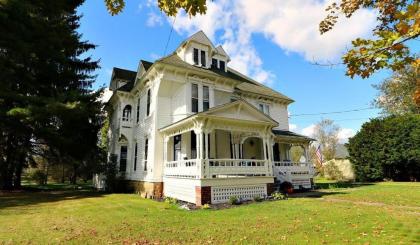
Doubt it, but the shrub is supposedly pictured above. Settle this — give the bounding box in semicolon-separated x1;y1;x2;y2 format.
103;154;118;192
201;204;211;209
348;115;420;181
29;170;47;185
228;196;240;205
323;161;344;181
272;192;287;200
253;196;263;202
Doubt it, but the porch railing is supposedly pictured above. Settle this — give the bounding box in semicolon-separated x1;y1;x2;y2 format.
206;159;269;177
164;159;271;179
164;159;200;179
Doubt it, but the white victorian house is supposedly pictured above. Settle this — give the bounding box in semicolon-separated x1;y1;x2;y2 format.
99;31;315;206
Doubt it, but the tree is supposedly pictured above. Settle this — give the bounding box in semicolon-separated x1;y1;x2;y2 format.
320;1;419;79
347;115;420;181
0;0;104;189
312;119;340;162
373;64;420;115
104;0;207;16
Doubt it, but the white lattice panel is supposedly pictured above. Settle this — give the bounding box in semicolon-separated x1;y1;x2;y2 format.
211;185;267;204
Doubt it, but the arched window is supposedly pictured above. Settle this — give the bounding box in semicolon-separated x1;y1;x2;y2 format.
122;105;132;121
146;89;151;116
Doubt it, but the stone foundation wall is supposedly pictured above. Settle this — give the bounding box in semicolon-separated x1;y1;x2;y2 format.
117;180;163;199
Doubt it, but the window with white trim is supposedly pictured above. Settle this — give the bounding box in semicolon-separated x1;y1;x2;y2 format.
191;83;198;113
122;105;132;121
144;138;148;171
146;89;151;116
258;103;270;115
203;86;209;111
133;142;138;171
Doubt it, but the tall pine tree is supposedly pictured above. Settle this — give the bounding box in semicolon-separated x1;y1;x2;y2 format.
0;0;104;189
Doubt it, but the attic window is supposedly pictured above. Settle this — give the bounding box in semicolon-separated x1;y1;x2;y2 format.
200;50;206;66
211;58;218;68
219;61;225;71
193;48;199;65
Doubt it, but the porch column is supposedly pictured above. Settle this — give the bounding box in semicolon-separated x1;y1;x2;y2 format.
262;137;268;160
204;132;209;159
163;136;169;162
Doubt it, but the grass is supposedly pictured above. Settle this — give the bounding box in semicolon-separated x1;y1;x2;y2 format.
0;182;419;244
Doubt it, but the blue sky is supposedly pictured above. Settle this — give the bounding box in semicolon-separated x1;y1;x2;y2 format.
77;0;417;141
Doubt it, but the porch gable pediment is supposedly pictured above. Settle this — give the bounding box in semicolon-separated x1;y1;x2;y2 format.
201;100;278;126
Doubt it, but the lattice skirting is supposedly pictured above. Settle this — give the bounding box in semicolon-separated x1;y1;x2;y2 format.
211;185;267;204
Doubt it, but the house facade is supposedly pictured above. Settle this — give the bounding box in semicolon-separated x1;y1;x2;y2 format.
100;31;315;205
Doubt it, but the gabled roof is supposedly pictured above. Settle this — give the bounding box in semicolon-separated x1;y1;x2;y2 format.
272;129;314;141
215;45;230;61
160;99;278;132
235;82;294;103
178;30;216;51
111;67;137;82
110;67;137;92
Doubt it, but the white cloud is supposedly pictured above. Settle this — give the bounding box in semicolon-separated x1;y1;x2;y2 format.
100;88;113;103
301;124;316;137
147;12;163;27
165;0;377;83
300;124;355;143
289;123;297;131
338;128;355;143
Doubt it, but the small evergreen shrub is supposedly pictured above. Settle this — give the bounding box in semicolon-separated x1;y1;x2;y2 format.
272;192;287;200
201;204;211;209
228;196;240;205
164;197;178;204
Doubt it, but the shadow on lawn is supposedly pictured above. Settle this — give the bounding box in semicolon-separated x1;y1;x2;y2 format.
288;182;375;199
315;182;374;189
0;186;106;210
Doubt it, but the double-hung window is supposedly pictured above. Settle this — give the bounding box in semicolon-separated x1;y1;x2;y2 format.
144;138;148;171
203;86;209;111
219;60;225;71
146;89;151;116
119;146;127;172
136;98;140;123
191;131;197;159
258;103;270;115
133;143;138;171
211;58;218;68
174;135;182;161
193;48;199;65
200;50;206;67
191;83;198;113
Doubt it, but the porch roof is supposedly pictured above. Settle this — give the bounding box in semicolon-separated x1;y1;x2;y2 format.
160;99;278;134
272;129;315;142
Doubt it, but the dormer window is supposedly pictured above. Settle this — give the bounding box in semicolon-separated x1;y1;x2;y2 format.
193;48;199;65
211;58;217;68
192;48;207;67
200;50;206;66
122;105;132;121
219;61;226;71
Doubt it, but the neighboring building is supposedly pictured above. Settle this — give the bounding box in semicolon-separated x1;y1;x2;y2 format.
99;31;315;205
324;144;355;180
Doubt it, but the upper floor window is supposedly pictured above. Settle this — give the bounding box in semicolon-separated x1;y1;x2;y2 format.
219;60;226;71
258;103;270;115
119;145;127;172
191;83;198;113
200;50;206;67
146;89;151;116
193;48;199;65
211;58;218;68
203;86;209;111
122;105;132;121
136;98;140;123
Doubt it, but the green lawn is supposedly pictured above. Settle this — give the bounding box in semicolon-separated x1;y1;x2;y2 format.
1;182;419;244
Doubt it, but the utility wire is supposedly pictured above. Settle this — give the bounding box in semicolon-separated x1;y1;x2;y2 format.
163;16;177;56
289;107;375;117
